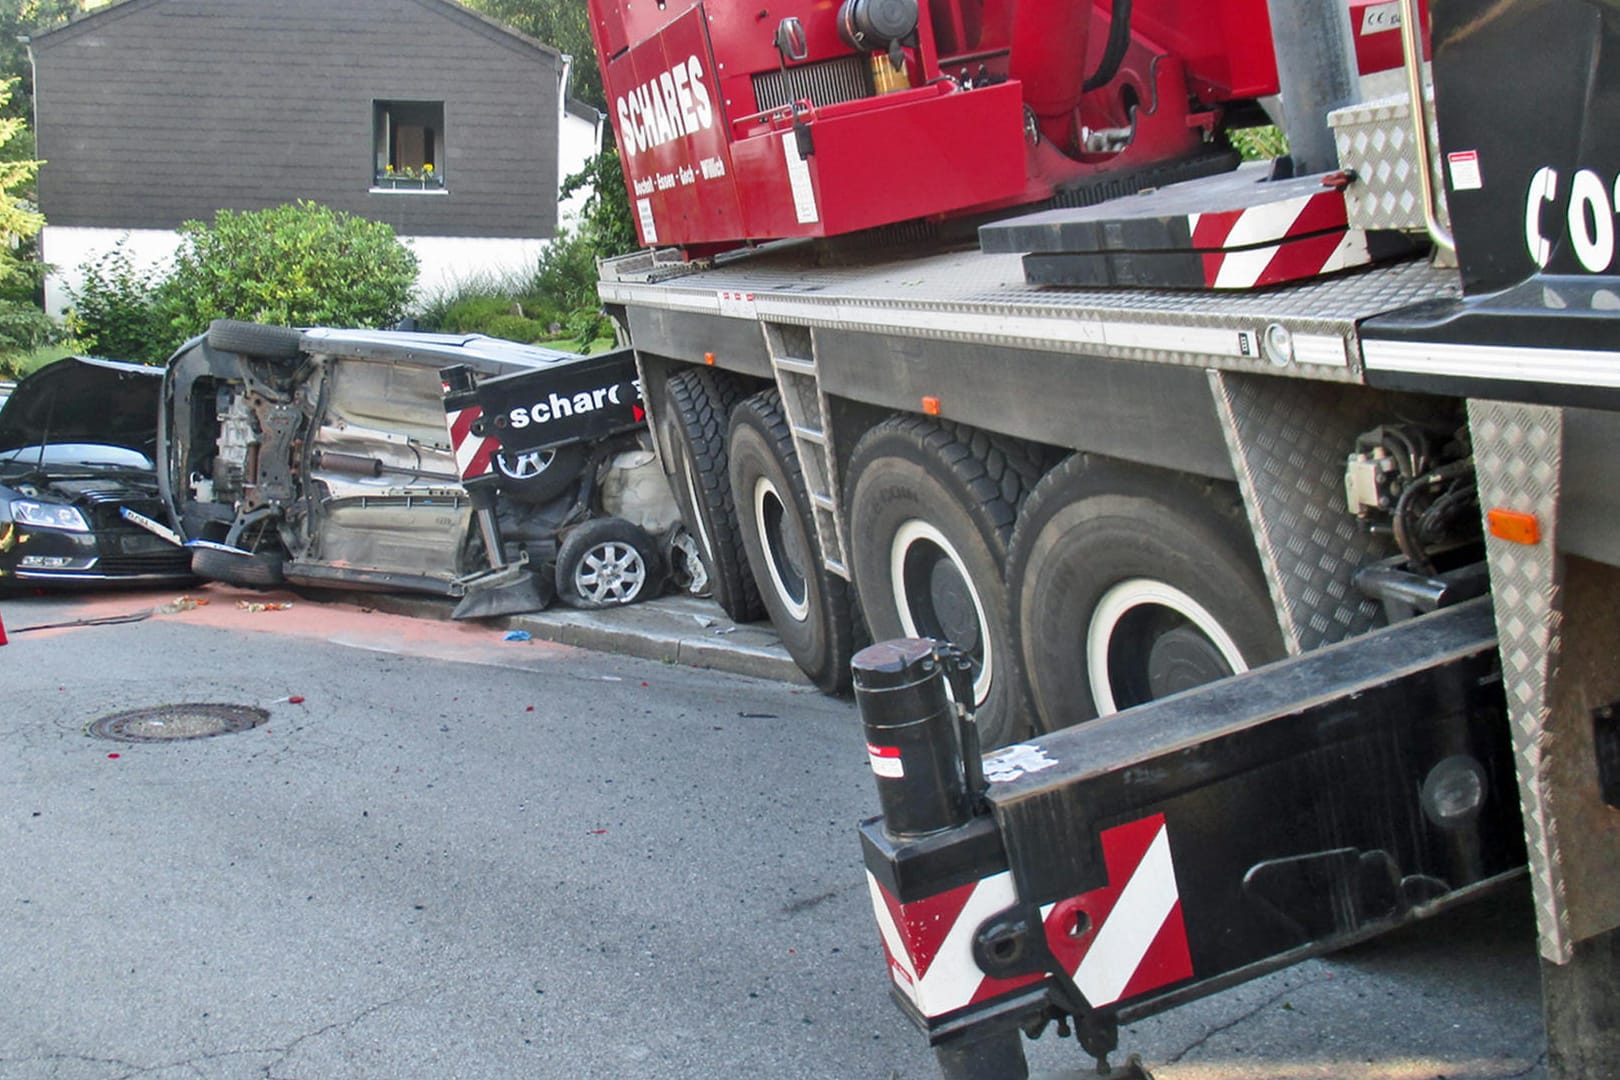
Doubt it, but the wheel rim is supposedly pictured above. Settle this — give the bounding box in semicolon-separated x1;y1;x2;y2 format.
668;528;710;595
497;447;557;481
1086;578;1248;715
573;540;648;605
889;520;993;706
754;476;810;621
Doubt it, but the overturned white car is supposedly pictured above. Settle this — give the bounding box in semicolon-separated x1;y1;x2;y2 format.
159;321;688;615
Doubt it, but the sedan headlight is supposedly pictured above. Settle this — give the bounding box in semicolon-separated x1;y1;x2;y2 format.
11;499;91;532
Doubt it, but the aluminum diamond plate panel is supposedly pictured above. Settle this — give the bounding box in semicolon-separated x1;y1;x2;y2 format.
599;246;1459;384
1210;372;1424;654
1330;89;1451;234
1470;399;1569;963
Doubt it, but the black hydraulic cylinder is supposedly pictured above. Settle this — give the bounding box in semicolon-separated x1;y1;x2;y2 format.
853;638;974;838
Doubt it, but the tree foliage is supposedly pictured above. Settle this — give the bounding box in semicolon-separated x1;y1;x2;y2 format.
0;73;50;369
461;0;602;110
0;1;102;119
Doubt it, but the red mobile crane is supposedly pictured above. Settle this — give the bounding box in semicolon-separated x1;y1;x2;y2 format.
556;0;1620;1074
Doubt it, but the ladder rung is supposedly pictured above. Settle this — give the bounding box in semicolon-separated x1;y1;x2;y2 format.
773;356;816;375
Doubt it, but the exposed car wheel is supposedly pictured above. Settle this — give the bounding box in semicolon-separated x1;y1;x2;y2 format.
846;417;1042;749
729;390;859;694
1007;454;1285;732
554;517;665;609
206;320;303;361
659;368;764;623
494;443;587;504
190;545;287;588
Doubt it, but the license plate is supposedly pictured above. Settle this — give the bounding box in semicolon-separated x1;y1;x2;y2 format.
119;506;182;546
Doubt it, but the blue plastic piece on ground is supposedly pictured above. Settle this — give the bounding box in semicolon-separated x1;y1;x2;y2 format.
503;630;533;642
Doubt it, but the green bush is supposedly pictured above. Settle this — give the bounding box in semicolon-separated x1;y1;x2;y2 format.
417;227;608;349
66;240;167;363
66;202;419;364
1227;125;1289;162
482;313;553;343
156;201;418;341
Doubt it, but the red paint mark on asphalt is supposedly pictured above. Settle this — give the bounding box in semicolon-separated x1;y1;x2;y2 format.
106;753;120;759
26;585;586;672
525;706;535;712
288;696;305;704
588;829;608;835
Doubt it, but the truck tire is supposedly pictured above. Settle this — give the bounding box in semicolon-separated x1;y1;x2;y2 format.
206;320;303;361
190;545;286;588
846;417;1041;748
729;389;859;694
1007;454;1285;731
660;369;764;623
554;517;665;609
494;444;586;505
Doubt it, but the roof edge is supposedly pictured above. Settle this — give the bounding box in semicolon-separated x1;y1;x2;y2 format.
32;0;566;66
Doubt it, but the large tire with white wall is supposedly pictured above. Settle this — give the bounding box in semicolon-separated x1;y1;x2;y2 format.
845;417;1042;749
728;389;859;693
659;368;765;623
1007;454;1285;732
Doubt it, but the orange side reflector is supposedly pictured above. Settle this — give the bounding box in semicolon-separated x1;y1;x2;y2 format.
1487;508;1541;545
921;396;941;416
704;352;716;365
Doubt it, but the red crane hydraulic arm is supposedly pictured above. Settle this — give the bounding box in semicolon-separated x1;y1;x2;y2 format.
588;0;1417;255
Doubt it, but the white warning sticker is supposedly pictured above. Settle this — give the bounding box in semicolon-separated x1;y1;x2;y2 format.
1448;150;1484;192
636;197;658;244
867;743;904;779
783;133;820;224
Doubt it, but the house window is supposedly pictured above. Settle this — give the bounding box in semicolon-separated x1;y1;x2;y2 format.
374;100;446;190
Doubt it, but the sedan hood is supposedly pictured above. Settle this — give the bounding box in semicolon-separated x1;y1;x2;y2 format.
0;356;163;457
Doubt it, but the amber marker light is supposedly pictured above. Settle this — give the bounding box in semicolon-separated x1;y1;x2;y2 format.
1487;508;1541;545
704;352;717;365
921;396;941;416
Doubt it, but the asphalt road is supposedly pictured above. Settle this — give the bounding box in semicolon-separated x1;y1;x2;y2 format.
0;586;1549;1080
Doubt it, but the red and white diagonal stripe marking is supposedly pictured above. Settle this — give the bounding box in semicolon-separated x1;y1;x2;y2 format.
1188;189;1349;252
1043;814;1193;1006
1187;189;1371;289
867;814;1192;1019
446;404;499;482
867;871;1042;1017
1200;229;1375;290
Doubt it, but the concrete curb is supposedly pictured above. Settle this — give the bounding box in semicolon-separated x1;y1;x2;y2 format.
345;589;808;686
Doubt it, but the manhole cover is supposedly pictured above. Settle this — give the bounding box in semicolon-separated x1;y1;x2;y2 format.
86;703;270;743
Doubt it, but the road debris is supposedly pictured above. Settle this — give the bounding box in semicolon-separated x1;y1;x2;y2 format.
237;600;293;613
503;629;533;642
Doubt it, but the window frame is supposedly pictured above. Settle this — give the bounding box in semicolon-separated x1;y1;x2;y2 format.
371;99;448;195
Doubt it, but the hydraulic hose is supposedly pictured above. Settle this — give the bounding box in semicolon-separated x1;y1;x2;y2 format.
1082;0;1132;93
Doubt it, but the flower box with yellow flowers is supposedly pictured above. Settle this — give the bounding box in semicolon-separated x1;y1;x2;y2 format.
373;164;445;190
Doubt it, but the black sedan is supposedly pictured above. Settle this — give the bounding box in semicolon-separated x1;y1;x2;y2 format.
0;357;194;591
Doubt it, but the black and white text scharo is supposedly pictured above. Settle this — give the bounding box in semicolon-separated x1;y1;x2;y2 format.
507;380;637;430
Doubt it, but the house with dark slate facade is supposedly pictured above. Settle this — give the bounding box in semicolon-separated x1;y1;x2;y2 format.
30;0;602;316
